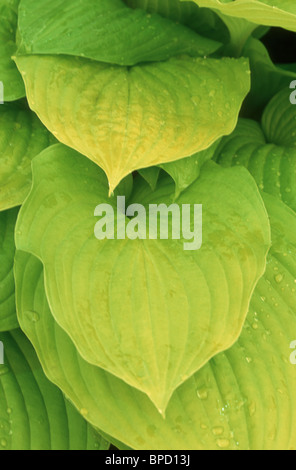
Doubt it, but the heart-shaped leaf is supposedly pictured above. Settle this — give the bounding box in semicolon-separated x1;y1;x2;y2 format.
15;143;270;412
0;329;110;450
15;54;250;192
14;193;296;449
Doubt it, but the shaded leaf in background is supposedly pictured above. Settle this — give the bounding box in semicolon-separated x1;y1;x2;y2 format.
159;138;222;196
138;167;161;191
0;329;110;450
14;143;270;412
15;54;250;192
14;193;296;450
241;37;296;118
140;138;222;197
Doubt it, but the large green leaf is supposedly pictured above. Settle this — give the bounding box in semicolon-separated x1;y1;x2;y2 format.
185;0;296;32
14;143;270;412
215;88;296;212
0;329;110;450
18;0;221;65
0;102;55;211
0;208;18;331
0;0;25;101
15;54;250;192
14;193;296;450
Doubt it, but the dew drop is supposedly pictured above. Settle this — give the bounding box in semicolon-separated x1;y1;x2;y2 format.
191;95;200;106
248;401;256;417
212;426;224;436
196;388;208;400
216;438;230;448
0;438;7;448
24;310;40;323
275;274;283;283
80;408;88;417
0;419;10;433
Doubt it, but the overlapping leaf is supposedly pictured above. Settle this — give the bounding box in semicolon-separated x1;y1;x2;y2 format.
159;138;222;196
15;54;250;192
0;329;110;450
0;102;55;211
0;0;25;101
18;0;221;65
14;143;270;412
215;88;296;211
14;193;296;450
139;138;221;196
0;208;18;331
186;0;296;32
124;0;229;43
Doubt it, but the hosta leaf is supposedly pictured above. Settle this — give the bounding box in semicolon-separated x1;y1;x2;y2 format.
0;208;18;331
124;0;229;43
217;14;256;56
159;138;222;196
14;193;296;450
241;37;296;117
185;0;296;32
138;167;161;191
15;143;270;412
15;54;250;192
0;329;110;450
215;88;296;212
0;0;25;101
262;88;296;148
0;102;55;211
18;0;220;65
